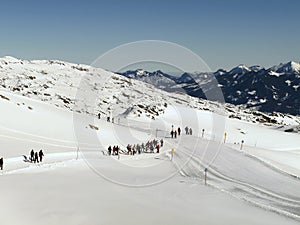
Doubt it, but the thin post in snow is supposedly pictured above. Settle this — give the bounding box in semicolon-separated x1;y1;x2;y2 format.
240;140;244;150
76;146;79;160
204;168;208;185
223;132;227;143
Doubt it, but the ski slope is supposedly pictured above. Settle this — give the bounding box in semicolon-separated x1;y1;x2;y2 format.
0;91;300;224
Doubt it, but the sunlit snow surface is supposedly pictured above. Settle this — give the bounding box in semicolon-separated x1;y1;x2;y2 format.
0;90;300;225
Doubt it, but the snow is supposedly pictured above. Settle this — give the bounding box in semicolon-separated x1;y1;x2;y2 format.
1;57;300;224
248;90;256;95
229;65;251;75
269;71;284;77
0;90;300;224
285;80;292;86
293;85;299;91
259;98;267;103
270;61;300;74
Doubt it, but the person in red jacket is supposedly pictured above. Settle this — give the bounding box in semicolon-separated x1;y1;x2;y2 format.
156;145;160;153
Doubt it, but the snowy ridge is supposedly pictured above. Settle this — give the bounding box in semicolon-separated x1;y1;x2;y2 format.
1;56;299;130
120;61;300;116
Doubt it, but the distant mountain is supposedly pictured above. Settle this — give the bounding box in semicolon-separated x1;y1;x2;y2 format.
119;61;300;116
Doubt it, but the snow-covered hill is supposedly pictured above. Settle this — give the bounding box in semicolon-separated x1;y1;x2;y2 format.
2;56;300;133
119;61;300;116
0;56;299;132
1;56;300;224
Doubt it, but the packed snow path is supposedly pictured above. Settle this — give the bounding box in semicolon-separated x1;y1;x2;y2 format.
165;135;300;220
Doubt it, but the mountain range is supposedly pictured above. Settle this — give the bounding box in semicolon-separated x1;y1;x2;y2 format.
119;61;300;116
0;56;299;133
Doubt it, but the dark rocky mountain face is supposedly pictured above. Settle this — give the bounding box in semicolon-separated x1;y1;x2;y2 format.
119;62;300;116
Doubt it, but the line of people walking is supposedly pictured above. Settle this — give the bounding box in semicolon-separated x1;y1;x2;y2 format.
107;139;164;156
107;145;120;156
30;149;44;163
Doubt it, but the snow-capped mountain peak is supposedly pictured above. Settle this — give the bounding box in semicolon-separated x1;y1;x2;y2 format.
270;61;300;74
119;60;300;116
136;69;145;76
229;64;251;75
249;65;264;72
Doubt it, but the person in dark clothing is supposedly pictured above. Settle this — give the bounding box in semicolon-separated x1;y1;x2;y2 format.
98;113;101;119
160;139;163;147
127;144;132;155
170;130;174;138
0;157;3;170
141;143;145;152
174;130;177;138
34;152;39;163
39;150;44;162
137;144;141;154
112;146;116;155
156;145;160;153
30;149;34;162
178;127;181;135
189;128;193;135
108;146;112;155
185;126;189;135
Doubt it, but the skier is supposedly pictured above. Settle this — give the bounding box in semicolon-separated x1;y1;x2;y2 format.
170;130;174;138
30;149;34;162
174;130;177;138
98;113;101;119
178;127;181;135
185;126;189;135
189;128;193;135
0;157;3;170
34;152;39;163
39;150;44;162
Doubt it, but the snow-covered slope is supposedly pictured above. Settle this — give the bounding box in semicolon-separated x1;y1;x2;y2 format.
1;57;300;224
1;90;300;224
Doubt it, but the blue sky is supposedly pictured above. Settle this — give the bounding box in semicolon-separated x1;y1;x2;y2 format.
0;0;299;71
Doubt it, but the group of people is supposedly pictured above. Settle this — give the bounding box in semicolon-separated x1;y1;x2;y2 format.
107;139;164;156
185;126;193;135
107;145;120;156
127;139;163;155
0;149;45;171
30;149;44;163
170;127;181;138
170;126;193;138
